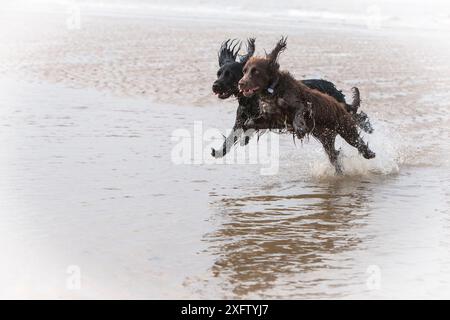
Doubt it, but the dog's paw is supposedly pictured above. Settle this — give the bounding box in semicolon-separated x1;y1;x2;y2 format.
335;166;344;176
211;147;224;158
295;129;307;140
241;135;251;146
363;149;376;159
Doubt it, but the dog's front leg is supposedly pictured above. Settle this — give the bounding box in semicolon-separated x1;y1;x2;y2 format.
211;129;242;158
211;104;255;158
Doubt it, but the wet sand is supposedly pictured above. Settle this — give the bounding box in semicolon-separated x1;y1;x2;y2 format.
1;9;450;299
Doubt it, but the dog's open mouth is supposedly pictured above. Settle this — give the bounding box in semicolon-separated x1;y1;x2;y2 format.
214;91;233;99
240;87;260;97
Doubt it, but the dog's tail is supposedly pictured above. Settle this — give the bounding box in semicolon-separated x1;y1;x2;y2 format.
350;87;374;134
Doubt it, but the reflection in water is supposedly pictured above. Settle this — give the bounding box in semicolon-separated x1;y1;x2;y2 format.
205;179;377;297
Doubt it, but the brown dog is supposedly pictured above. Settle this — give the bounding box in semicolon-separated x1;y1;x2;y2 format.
238;37;375;174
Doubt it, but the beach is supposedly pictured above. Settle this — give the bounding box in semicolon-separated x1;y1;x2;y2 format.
1;1;450;299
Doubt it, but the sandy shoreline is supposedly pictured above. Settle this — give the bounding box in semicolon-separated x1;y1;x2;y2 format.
1;11;449;106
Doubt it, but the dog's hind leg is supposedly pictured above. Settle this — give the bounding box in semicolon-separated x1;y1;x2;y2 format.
317;131;343;175
337;117;375;159
353;111;374;134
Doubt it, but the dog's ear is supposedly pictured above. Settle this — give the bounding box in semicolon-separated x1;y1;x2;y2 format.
238;38;255;65
266;36;287;67
218;39;241;67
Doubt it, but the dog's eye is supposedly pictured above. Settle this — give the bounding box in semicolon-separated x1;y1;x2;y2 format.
243;68;247;74
217;71;222;77
251;68;259;75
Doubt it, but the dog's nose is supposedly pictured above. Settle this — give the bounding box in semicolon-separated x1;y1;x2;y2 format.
212;82;220;92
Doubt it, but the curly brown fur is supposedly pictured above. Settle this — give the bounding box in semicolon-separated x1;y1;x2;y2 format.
238;37;375;174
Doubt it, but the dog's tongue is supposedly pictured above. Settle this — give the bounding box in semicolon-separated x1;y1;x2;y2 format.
241;87;258;96
242;89;253;97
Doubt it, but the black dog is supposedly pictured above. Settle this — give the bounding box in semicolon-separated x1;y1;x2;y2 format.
211;38;373;158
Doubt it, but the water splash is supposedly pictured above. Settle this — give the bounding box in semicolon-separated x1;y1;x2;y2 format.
309;119;402;179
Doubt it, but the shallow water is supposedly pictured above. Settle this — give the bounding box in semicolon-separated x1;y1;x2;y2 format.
1;76;450;298
1;4;450;298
